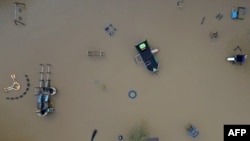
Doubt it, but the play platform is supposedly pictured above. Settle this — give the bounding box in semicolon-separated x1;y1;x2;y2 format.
134;40;159;73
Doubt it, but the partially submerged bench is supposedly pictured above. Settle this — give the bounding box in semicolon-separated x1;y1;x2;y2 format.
14;2;26;25
87;50;105;56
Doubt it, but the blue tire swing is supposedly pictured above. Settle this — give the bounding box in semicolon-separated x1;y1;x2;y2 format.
128;90;137;99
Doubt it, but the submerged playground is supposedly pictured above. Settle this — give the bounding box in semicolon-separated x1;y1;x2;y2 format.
0;0;250;141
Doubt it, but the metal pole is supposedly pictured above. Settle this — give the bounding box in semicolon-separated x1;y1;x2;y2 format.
39;64;44;88
14;2;26;6
46;64;51;81
45;64;51;88
14;3;17;20
40;64;44;73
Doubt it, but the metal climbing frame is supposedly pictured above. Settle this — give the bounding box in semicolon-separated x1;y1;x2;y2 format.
35;64;45;95
35;64;57;117
35;64;57;96
45;64;51;88
14;2;26;25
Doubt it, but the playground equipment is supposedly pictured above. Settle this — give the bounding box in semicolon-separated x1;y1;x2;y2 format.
186;124;199;138
87;50;105;56
14;2;26;25
118;135;123;141
200;17;205;25
128;90;137;99
134;40;159;73
105;24;117;36
177;0;183;9
135;48;158;63
91;129;98;141
35;64;57;117
216;13;223;20
231;6;247;20
4;74;21;93
5;75;30;100
210;31;218;41
227;54;247;65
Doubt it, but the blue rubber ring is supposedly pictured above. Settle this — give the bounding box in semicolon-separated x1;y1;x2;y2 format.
128;90;137;99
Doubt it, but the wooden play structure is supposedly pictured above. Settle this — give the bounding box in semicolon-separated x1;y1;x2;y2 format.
87;50;105;56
